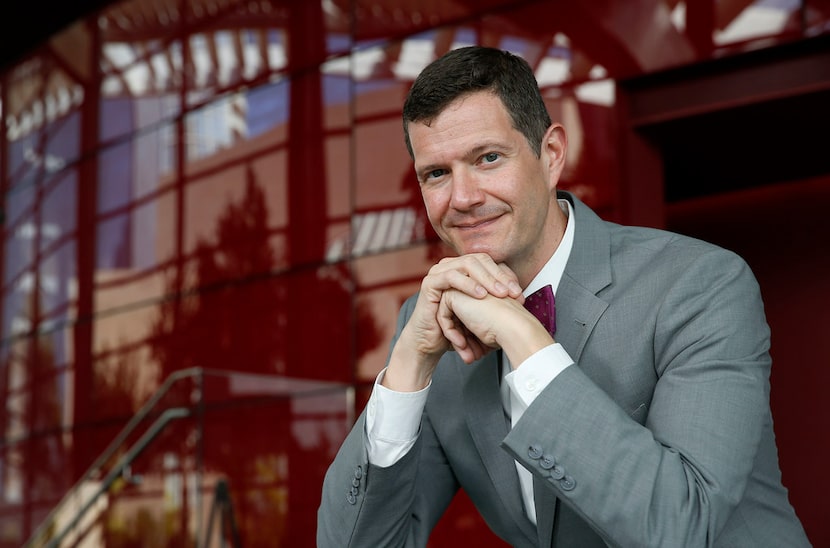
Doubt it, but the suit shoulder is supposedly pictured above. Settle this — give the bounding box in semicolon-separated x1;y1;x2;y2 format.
607;222;746;267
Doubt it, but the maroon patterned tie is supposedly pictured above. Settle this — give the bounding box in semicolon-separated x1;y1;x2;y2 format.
524;284;556;335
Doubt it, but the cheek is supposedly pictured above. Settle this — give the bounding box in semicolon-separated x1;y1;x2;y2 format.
421;191;447;223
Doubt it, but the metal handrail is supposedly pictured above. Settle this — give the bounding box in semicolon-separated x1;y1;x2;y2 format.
24;367;207;547
25;367;354;547
35;407;192;548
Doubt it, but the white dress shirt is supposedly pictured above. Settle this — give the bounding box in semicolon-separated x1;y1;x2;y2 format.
366;199;576;525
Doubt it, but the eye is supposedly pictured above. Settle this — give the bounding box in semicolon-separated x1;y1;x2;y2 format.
482;152;500;164
423;168;447;182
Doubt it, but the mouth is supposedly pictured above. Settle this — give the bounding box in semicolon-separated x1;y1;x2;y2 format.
453;215;502;230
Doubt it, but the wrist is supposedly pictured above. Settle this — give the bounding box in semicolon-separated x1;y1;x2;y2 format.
383;333;440;391
500;314;554;368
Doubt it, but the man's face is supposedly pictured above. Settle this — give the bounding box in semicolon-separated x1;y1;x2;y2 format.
408;91;564;278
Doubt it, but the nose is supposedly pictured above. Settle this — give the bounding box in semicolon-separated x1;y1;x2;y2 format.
449;168;485;211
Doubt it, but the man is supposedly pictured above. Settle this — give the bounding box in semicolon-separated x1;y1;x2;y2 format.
317;46;809;547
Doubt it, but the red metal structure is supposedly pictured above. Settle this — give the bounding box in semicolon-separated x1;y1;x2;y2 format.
1;1;828;546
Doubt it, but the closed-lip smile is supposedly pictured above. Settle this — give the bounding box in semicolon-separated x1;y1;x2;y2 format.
454;215;501;229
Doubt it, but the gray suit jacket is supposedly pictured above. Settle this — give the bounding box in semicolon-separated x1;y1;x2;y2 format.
317;192;810;547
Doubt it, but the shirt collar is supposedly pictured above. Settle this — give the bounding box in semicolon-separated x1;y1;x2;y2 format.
523;198;575;297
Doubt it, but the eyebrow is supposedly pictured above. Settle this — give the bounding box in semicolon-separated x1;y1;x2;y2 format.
416;141;507;172
466;142;506;159
415;139;513;181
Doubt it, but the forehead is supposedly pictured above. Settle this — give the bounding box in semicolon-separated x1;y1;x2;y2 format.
408;92;517;160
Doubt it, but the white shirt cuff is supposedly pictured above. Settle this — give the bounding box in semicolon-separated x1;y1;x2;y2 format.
505;343;573;411
365;368;430;467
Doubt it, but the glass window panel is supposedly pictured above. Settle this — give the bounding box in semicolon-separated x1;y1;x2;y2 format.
96;117;179;287
1;331;72;441
0;439;26;514
183;93;243;163
3;211;34;291
39;171;77;257
99;94;180;145
29;364;72;434
245;79;290;139
152;188;181;273
181;141;288;277
96;212;132;272
352;120;430;263
183;3;290;108
97;197;176;286
43;109;81;171
37;169;78;327
182;162;277;251
93;256;170;317
34;249;76;351
2;266;31;343
99;0;183;141
354;117;416;211
26;430;75;506
4;50;85;170
1;183;35;245
90;307;163;426
322;72;353;129
91;321;159;421
35;240;76;327
151;262;352;382
98;139;135;216
98;122;177;217
3;335;31;438
5;137;42;230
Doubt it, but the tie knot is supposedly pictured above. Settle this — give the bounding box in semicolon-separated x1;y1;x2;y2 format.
524;285;556;335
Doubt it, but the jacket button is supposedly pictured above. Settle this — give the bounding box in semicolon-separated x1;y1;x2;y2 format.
540;455;556;470
528;445;543;459
560;476;576;491
549;464;565;480
354;465;363;479
347;493;357;505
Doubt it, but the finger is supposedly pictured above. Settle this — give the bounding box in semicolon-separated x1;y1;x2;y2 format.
497;262;525;299
440;313;469;351
463;335;488;362
433;254;521;298
460;254;521;297
424;260;484;301
440;290;499;364
452;324;487;364
437;293;471;349
437;292;485;363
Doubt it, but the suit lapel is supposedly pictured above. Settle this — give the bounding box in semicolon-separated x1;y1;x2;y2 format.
555;276;608;364
556;192;612;364
461;352;537;545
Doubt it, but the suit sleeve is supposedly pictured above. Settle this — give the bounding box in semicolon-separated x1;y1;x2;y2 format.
317;295;459;547
501;247;775;547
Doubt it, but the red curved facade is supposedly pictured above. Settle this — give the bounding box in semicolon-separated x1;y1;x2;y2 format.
2;1;829;546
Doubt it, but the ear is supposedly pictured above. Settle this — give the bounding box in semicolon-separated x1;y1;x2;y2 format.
542;123;567;189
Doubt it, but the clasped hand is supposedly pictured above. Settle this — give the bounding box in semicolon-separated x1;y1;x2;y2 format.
383;254;554;392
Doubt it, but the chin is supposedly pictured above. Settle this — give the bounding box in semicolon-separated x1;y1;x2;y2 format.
459;245;505;262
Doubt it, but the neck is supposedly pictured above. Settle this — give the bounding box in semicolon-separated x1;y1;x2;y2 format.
514;199;568;288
